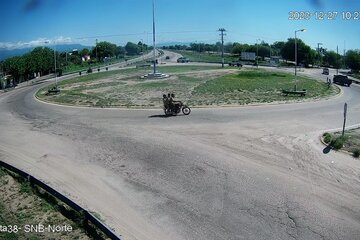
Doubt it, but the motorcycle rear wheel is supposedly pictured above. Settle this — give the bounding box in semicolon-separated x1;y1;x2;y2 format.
182;106;191;115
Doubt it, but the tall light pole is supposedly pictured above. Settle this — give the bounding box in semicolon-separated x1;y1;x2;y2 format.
295;28;306;91
317;42;323;66
54;43;57;87
256;39;261;68
44;40;58;88
152;0;156;74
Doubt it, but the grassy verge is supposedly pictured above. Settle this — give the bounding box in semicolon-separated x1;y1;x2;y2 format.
174;50;239;63
36;67;339;108
189;69;338;105
322;129;360;158
0;168;109;239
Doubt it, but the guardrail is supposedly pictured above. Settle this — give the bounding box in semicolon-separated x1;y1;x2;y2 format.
0;160;121;240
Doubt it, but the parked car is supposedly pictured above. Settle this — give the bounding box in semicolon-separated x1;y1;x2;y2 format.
333;75;352;87
228;61;243;67
322;68;329;75
177;57;190;63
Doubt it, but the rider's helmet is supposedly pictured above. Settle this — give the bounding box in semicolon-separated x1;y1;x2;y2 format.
168;93;171;98
163;94;167;98
171;93;175;98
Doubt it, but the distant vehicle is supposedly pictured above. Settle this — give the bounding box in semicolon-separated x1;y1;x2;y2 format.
177;57;190;63
5;82;17;88
333;75;352;87
228;61;243;67
165;56;170;60
322;68;329;75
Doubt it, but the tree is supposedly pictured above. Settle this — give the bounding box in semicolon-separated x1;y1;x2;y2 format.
323;50;342;68
280;38;316;66
115;46;125;58
80;48;90;57
345;50;360;72
3;56;27;83
27;47;54;76
92;41;117;60
271;41;285;56
125;42;140;56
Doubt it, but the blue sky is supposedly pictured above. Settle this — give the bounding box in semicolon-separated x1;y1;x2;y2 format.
1;0;359;52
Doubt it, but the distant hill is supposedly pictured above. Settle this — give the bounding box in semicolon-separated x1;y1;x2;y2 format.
157;42;191;47
0;44;92;61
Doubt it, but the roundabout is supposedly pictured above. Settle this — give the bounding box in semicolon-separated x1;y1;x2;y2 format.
1;57;360;240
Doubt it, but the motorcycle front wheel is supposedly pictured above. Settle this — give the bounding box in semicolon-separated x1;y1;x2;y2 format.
182;106;191;115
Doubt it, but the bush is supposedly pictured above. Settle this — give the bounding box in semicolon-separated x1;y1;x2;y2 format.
330;136;346;150
323;132;332;144
87;67;93;73
353;148;360;158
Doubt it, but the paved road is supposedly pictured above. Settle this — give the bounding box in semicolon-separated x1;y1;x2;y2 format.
0;62;360;240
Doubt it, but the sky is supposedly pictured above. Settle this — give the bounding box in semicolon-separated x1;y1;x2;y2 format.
1;0;359;53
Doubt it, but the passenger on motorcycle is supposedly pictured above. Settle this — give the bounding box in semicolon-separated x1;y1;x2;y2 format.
170;93;182;109
163;94;169;109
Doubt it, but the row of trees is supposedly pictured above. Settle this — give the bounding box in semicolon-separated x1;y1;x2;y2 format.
1;41;148;84
163;39;360;72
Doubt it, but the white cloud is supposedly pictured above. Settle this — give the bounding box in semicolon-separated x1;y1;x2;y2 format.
0;36;75;50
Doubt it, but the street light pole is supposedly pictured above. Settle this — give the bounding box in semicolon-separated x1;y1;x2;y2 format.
295;29;306;91
152;0;157;74
53;42;57;88
44;40;58;88
317;42;323;66
256;40;258;67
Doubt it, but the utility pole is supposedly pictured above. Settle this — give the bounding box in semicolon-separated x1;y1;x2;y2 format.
95;39;98;62
218;28;226;68
336;45;339;75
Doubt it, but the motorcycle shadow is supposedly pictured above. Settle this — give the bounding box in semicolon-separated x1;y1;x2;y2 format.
148;114;184;118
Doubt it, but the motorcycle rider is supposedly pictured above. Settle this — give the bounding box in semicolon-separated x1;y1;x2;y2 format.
170;93;182;110
163;94;169;109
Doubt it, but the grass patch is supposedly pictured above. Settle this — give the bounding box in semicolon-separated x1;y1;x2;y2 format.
323;132;332;144
191;69;339;105
324;128;360;157
174;50;239;63
353;148;360;158
0;168;91;240
37;67;339;108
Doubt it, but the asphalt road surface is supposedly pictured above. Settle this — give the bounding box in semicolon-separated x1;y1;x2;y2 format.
0;63;360;240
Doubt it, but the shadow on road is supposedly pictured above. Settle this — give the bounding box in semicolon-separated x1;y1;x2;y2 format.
323;145;332;154
148;114;186;118
148;114;172;118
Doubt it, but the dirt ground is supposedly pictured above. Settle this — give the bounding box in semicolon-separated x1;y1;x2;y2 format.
0;169;90;240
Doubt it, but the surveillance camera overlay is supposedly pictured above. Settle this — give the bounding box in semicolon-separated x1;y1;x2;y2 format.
1;0;360;239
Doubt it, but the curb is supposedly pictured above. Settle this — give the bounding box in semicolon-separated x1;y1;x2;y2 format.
319;131;360;158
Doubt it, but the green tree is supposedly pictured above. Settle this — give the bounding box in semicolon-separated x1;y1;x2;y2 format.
3;56;27;83
80;48;90;56
323;50;342;68
271;41;285;56
27;47;54;76
115;46;125;58
125;42;140;56
345;50;360;72
280;38;315;66
92;41;117;61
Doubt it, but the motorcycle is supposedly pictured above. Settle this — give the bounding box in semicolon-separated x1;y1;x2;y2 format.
164;101;191;116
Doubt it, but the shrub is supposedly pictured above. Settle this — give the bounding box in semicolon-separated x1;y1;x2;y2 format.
330;136;346;150
323;132;332;144
353;148;360;158
87;67;93;74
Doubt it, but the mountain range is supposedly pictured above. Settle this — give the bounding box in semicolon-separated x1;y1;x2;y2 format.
0;44;92;61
